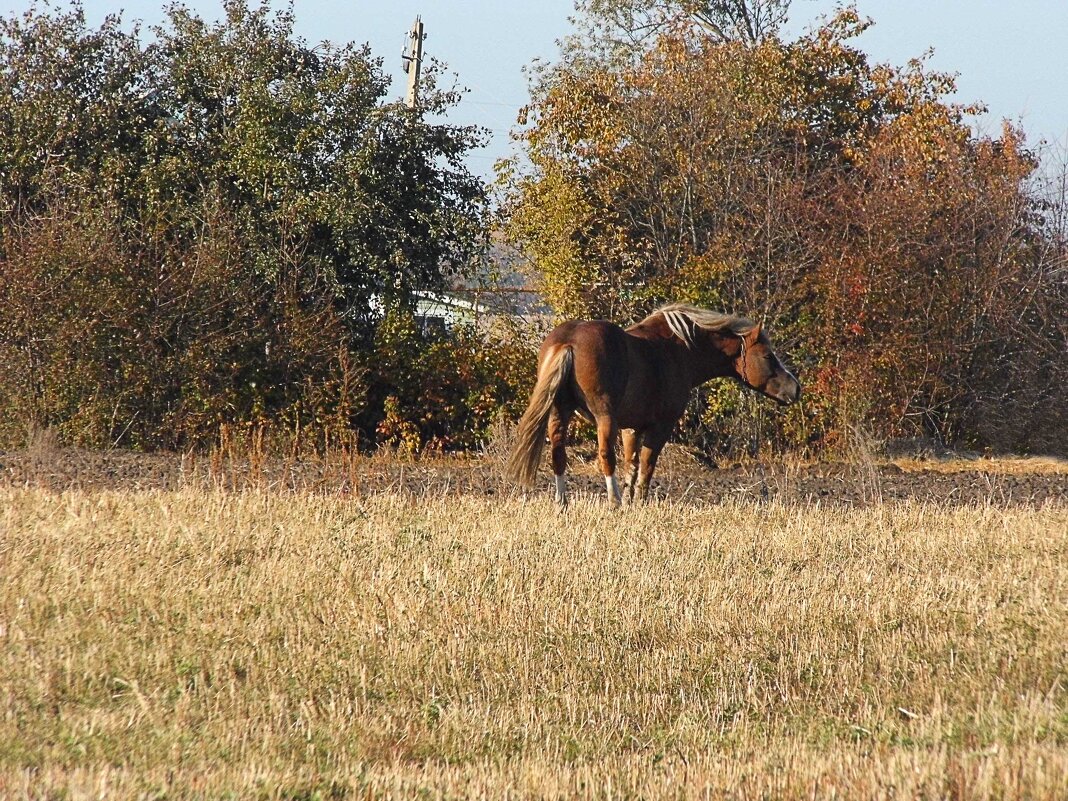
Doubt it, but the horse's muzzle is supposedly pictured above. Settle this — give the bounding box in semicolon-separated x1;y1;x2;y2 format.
766;374;801;405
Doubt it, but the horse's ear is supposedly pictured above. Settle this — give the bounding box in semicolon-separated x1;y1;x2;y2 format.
745;322;762;343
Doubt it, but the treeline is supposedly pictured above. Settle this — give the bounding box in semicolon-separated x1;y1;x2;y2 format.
0;1;528;451
503;0;1067;455
2;0;1065;456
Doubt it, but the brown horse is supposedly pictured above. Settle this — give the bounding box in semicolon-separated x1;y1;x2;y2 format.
506;304;801;505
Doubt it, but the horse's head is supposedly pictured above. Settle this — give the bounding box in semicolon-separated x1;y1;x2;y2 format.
735;324;801;405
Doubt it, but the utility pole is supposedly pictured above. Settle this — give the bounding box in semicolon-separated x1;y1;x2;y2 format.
402;16;424;109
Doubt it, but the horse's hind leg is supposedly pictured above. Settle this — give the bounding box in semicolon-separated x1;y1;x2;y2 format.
621;429;642;503
636;424;671;502
595;415;622;507
548;408;571;506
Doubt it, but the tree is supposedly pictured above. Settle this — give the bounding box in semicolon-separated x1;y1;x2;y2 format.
0;4;157;212
567;0;791;65
0;1;498;448
145;1;488;325
0;0;489;328
504;6;1066;453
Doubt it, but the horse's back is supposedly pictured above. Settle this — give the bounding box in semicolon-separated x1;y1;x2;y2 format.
543;319;628;354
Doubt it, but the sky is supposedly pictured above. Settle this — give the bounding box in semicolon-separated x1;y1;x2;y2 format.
13;0;1068;179
790;1;1068;149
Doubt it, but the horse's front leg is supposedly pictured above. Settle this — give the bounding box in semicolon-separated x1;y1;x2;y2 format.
620;429;642;503
595;415;621;507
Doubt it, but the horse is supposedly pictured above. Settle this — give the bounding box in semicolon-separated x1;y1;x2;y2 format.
505;303;801;505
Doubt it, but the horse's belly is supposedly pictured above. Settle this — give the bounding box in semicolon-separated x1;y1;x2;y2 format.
615;394;684;432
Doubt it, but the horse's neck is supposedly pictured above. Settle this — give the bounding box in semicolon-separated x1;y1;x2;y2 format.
688;332;740;386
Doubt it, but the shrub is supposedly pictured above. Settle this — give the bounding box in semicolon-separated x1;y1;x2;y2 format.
0;195;360;449
367;311;535;453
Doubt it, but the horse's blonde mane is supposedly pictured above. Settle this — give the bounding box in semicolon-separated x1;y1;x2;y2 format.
633;303;757;348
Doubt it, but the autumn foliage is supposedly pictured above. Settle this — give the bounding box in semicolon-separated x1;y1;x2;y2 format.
1;2;1064;456
504;8;1067;454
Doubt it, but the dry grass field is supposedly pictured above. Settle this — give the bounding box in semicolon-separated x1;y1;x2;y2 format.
1;477;1066;799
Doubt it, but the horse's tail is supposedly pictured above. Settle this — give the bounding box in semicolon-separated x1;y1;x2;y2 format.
505;345;574;487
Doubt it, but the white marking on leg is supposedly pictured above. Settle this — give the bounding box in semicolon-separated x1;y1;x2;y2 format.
605;474;621;505
554;474;568;506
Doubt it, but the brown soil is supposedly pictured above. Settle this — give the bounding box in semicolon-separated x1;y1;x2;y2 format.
2;443;1064;507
